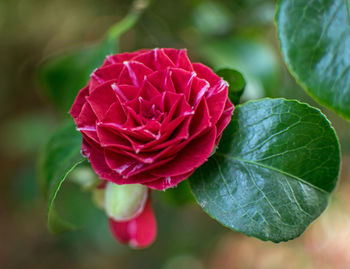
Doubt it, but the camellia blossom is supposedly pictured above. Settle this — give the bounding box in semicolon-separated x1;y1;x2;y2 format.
70;48;234;191
70;48;233;247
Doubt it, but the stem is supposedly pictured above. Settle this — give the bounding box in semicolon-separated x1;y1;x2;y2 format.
105;0;150;42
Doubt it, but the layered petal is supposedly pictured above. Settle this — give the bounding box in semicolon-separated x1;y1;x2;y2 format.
70;48;234;191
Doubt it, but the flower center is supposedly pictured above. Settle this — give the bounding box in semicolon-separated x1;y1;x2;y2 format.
142;104;163;121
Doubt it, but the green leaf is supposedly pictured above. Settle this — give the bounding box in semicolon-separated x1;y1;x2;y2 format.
216;68;246;105
38;0;148;112
276;0;350;121
38;120;85;233
160;180;195;206
189;98;340;242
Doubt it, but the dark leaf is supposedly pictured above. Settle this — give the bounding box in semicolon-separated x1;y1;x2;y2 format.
190;98;340;242
276;0;350;120
38;120;85;233
217;68;246;105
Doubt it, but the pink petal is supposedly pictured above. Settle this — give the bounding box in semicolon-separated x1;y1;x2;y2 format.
112;84;140;102
192;62;221;87
133;48;175;71
158;91;188;116
99;122;155;143
147;69;176;93
109;199;157;248
104;149;173;179
215;99;234;144
192;63;229;124
90;64;124;92
206;84;229;124
150;127;216;177
138;78;162;100
145;171;193;190
96;124;132;151
125;106;144;126
124;172;162;184
76;102;97;129
118;61;153;87
143;119;161;135
70;86;89;120
86;80;118;121
102;49;150;67
160;93;185;127
188;76;209;107
188;98;211;137
87;145;159;185
81;130;100;145
163;48;193;71
124;98;140;115
101;101;127;125
171;68;197;97
159;116;191;145
133;121;188;152
104;150;140;176
123;110;141;130
120;154;175;176
139;97;158;118
82;141;128;184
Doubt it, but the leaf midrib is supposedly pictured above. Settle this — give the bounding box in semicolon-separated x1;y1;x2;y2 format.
215;152;329;194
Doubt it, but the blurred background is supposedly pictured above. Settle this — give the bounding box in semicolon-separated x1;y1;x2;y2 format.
1;0;350;268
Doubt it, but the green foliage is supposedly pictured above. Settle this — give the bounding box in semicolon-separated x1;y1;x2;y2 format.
38;120;84;233
200;36;279;99
216;68;246;105
38;0;148;113
276;0;350;121
190;98;340;242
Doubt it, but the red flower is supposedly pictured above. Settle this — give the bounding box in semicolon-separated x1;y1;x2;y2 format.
70;48;233;190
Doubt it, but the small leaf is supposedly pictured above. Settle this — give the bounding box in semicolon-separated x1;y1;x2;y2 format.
189;98;340;242
217;68;246;105
38;120;85;233
38;0;148;112
276;0;350;120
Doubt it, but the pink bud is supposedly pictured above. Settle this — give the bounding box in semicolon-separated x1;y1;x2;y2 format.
108;199;157;248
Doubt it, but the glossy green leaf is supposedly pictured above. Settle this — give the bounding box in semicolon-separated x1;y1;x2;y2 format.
216;68;246;105
276;0;350;120
38;0;148;112
189;98;340;242
38;120;84;233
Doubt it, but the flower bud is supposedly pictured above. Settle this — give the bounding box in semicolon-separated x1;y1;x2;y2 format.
109;199;157;248
105;182;148;221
